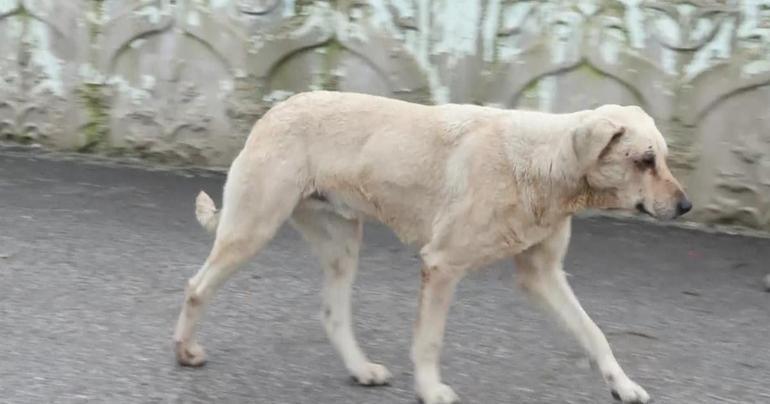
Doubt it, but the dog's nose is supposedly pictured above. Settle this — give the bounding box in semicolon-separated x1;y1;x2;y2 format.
676;197;692;216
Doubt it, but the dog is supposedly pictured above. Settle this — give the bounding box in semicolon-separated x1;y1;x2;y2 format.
173;91;691;404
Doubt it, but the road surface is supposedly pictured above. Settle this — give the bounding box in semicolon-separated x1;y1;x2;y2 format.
1;147;769;403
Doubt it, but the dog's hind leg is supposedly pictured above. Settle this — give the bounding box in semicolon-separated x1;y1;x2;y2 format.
290;203;392;386
173;152;305;367
515;219;650;404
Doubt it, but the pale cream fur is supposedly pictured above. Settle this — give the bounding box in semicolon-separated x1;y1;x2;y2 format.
173;91;691;404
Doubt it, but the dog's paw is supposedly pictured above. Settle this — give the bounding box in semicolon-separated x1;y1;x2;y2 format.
351;362;392;386
610;378;650;404
418;383;460;404
175;340;207;367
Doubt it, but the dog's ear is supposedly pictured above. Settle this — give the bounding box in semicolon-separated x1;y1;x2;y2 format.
572;117;625;169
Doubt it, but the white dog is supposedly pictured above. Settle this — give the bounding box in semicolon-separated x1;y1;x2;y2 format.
173;91;691;404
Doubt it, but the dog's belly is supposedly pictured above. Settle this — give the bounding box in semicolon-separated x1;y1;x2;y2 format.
306;191;362;221
306;188;434;246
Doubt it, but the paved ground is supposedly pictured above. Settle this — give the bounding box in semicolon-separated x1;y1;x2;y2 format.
1;147;769;404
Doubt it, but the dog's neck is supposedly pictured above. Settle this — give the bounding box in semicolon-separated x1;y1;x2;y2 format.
561;177;620;214
502;117;619;218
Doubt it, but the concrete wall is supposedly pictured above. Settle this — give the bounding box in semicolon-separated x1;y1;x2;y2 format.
1;0;770;230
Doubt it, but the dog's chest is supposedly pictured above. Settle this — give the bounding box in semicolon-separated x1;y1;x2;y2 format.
477;217;561;262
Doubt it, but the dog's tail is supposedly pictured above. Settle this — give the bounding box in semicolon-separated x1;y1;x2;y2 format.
195;191;219;234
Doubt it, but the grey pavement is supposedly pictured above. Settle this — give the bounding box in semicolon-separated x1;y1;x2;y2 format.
1;148;769;404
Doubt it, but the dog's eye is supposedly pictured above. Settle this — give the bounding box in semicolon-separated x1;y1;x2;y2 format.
635;153;655;169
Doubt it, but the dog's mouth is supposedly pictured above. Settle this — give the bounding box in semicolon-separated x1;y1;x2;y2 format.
635;202;652;217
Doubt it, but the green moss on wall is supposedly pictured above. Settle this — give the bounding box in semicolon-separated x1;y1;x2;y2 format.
320;40;342;91
521;79;539;99
79;83;109;152
17;3;29;18
88;0;104;39
78;0;109;152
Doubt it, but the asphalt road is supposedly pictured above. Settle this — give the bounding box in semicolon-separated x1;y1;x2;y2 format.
1;148;769;404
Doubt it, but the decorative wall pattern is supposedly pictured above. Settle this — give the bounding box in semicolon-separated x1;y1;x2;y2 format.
1;0;769;230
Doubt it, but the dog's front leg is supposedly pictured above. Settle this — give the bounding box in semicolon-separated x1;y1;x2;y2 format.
515;220;650;404
412;264;464;404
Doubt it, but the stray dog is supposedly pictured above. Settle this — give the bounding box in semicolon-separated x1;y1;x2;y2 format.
173;91;691;404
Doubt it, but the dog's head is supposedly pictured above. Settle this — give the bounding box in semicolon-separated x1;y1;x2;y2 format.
572;104;691;220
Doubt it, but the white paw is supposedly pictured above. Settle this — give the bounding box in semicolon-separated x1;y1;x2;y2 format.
175;340;206;367
351;362;392;386
419;383;460;404
610;377;650;404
